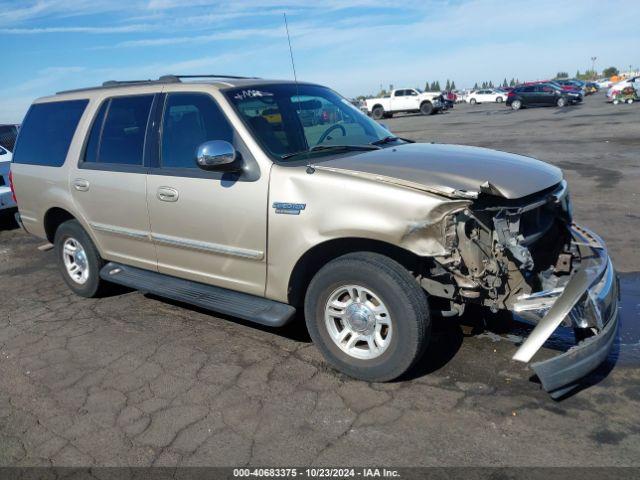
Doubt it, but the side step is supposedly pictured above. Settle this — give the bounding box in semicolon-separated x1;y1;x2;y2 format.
99;262;295;327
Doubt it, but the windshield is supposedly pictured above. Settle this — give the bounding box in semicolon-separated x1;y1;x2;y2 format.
224;84;394;162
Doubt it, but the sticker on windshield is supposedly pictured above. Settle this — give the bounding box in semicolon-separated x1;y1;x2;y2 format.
234;90;274;100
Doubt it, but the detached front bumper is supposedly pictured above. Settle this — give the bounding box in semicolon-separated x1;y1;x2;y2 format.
512;224;620;398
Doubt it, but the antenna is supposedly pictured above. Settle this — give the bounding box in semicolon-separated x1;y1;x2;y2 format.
283;12;298;84
283;12;302;113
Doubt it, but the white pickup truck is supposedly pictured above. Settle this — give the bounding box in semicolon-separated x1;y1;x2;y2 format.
365;88;443;119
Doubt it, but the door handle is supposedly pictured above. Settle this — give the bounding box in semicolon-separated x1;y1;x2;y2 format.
72;178;90;192
157;187;179;202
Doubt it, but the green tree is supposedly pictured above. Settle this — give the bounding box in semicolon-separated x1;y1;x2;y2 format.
451;81;456;90
509;78;516;87
434;81;441;91
445;79;451;91
575;70;581;79
555;71;569;79
502;78;508;87
424;81;430;91
602;66;619;78
473;82;479;90
489;80;494;88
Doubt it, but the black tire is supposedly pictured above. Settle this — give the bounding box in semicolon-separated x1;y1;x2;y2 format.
304;252;431;382
383;112;394;119
372;106;384;120
496;96;504;103
557;97;567;107
419;101;433;115
511;99;522;110
470;98;477;104
54;219;109;298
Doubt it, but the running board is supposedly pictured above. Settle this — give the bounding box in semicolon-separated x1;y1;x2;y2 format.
99;262;295;327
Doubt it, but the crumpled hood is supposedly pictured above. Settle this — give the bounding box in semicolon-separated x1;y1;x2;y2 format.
314;143;562;200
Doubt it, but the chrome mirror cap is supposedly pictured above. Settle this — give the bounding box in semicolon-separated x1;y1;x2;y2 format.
196;140;238;171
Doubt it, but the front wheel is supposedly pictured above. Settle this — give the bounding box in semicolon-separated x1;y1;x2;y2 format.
557;97;567;107
469;98;477;104
420;102;433;115
371;106;384;120
54;220;109;297
511;99;522;110
304;252;431;382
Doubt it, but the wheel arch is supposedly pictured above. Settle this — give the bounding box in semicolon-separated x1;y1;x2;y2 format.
286;237;428;308
43;207;77;243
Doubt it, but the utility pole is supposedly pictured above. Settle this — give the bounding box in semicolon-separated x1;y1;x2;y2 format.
591;56;597;79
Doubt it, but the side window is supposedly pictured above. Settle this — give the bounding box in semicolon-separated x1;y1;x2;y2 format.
83;101;108;163
161;93;234;169
12;100;88;167
99;95;153;165
523;86;535;93
394;90;404;97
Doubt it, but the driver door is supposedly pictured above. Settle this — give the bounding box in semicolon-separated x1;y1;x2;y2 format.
146;91;269;295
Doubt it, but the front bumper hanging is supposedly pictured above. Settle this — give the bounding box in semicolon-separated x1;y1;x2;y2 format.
512;224;620;398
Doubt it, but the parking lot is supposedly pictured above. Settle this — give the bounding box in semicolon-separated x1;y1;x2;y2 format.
1;93;639;467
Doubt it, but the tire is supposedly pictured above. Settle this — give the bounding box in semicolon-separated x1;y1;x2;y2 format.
496;97;504;103
557;97;567;107
383;112;394;119
470;98;477;104
54;219;109;298
613;99;619;105
372;106;384;120
627;99;634;104
419;102;433;115
304;252;431;382
511;99;522;110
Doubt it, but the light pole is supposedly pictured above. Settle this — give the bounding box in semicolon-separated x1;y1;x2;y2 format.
591;56;597;79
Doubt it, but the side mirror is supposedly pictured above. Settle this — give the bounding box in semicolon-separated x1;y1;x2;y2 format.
196;140;240;171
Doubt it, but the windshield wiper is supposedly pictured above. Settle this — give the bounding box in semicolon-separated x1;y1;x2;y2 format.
280;144;381;160
370;135;399;146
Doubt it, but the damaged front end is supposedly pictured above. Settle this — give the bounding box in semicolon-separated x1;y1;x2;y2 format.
426;180;620;397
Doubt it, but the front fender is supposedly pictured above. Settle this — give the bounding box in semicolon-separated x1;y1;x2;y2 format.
265;164;470;302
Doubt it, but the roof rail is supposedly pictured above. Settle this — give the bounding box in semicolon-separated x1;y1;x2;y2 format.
56;74;258;95
159;74;260;82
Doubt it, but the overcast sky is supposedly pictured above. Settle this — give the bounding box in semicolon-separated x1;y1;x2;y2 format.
1;0;638;123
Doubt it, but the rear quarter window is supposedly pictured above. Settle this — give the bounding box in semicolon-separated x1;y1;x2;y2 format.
12;99;88;167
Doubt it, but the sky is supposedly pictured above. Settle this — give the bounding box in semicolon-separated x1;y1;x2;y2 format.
1;0;638;123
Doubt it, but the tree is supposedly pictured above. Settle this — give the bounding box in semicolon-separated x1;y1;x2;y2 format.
445;79;451;91
473;82;479;90
502;78;508;87
555;71;569;79
389;84;394;92
509;78;516;87
451;81;456;90
602;66;619;78
434;81;441;91
481;81;487;89
424;81;430;91
489;80;494;88
575;69;581;79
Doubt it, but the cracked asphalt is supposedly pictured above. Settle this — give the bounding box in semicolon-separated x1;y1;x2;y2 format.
1;93;639;467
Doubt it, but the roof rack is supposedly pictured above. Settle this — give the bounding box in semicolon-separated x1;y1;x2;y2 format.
56;74;259;95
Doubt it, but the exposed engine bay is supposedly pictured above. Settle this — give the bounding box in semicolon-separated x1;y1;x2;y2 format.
425;181;580;318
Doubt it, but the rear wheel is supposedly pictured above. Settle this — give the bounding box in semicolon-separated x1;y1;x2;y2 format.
304;252;431;382
470;98;477;104
496;97;504;103
54;220;109;298
372;106;384;120
511;99;522;110
419;101;433;115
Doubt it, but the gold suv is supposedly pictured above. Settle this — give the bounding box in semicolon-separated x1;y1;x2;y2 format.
10;75;618;397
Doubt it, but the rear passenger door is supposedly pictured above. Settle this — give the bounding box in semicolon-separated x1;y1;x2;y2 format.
145;91;268;296
70;93;158;271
